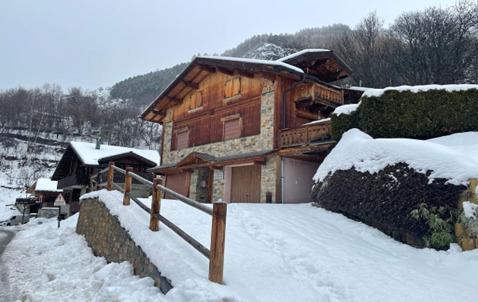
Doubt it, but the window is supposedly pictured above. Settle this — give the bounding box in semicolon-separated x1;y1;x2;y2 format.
176;128;189;150
223;115;241;140
188;91;203;111
224;77;241;99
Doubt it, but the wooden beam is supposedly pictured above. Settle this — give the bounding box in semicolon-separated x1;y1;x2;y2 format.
181;80;199;90
208;202;227;283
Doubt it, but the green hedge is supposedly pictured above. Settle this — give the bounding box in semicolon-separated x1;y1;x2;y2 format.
332;89;478;140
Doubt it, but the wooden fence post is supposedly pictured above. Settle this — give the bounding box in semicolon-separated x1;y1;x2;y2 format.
106;161;114;191
123;167;132;206
149;176;162;231
208;202;227;283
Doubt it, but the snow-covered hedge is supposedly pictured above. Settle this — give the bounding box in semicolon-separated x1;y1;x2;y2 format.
331;84;478;140
313;129;478;250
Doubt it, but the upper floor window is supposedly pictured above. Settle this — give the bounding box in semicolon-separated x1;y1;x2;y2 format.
176;128;189;150
224;77;241;100
188;91;203;112
223;115;242;140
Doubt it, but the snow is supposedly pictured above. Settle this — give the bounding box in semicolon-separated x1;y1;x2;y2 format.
70;141;160;166
80;189;478;302
303;118;331;125
332;104;359;116
0;188;21;221
2;215;166;301
362;84;478;98
197;55;304;74
314;129;478;185
35;177;61;192
277;48;331;62
463;201;478;218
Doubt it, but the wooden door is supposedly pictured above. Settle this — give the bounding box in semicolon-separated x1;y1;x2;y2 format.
230;165;261;202
165;172;190;198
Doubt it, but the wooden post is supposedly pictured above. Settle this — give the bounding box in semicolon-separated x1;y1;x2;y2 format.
106;161;114;191
208;202;227;283
149;176;162;231
123;167;132;206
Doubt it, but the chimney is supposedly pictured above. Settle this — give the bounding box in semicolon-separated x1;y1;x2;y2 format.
95;137;102;150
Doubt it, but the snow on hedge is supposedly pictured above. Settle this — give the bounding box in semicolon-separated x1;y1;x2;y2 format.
332;103;359;116
362;84;478;98
314;129;478;185
80;190;478;302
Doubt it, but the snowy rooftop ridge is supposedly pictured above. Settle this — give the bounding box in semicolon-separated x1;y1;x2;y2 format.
362;84;478;98
196;55;304;74
70;141;160;166
277;48;331;62
35;177;61;192
314;129;478;185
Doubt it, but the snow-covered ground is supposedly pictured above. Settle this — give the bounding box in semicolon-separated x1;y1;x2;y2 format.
1;215;167;301
0;188;21;221
80;190;478;302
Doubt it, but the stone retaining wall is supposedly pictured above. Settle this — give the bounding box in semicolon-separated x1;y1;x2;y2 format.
76;198;172;293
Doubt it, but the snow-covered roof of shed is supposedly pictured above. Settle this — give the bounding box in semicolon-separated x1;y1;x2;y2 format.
70;141;160;166
277;49;331;62
35;178;62;192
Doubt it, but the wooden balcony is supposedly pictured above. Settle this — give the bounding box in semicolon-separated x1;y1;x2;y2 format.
292;82;344;107
279;120;332;148
57;173;88;189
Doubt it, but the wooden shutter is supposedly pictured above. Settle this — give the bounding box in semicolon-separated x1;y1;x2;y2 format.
224;77;241;99
224;117;241;140
176;129;189;150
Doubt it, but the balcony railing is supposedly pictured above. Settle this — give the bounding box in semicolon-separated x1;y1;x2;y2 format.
279;120;332;148
293;82;344;106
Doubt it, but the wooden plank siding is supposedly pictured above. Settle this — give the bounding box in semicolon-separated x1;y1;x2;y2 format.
170;72;264;150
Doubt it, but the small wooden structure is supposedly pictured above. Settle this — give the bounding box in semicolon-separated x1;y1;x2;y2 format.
51;142;159;214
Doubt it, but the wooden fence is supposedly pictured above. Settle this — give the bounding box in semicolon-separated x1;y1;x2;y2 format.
89;161;227;284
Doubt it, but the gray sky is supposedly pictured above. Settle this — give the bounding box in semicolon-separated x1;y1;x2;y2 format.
0;0;459;90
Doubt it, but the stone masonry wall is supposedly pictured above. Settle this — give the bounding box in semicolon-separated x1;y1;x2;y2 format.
76;198;172;293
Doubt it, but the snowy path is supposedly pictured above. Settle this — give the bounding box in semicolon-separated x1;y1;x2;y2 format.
83;190;478;302
0;229;15;302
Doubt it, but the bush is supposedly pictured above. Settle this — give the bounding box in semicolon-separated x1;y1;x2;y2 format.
332;89;478;140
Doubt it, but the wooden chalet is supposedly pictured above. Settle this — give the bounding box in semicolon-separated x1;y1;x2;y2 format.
141;49;362;203
51;141;160;213
26;177;63;212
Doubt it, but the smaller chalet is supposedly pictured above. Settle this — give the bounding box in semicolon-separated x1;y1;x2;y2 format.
26;177;63;212
51;141;160;214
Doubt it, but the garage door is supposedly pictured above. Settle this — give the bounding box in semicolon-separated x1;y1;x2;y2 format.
165;172;190;199
230;165;261;203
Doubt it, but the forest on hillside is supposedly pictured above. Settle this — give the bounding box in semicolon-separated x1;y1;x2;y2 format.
111;1;478;105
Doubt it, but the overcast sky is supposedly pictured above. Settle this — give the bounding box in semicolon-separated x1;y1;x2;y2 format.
0;0;459;90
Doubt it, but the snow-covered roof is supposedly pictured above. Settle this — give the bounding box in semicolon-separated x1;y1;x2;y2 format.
277;49;331;62
197;55;304;74
70;141;160;166
35;178;62;192
362;84;478;98
314;129;478;185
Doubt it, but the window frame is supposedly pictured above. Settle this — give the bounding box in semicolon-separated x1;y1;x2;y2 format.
175;127;190;150
221;114;242;141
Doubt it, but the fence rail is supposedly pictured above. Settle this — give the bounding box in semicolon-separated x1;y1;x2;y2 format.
89;161;227;284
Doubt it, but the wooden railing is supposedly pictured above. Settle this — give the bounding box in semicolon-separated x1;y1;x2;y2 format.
292;82;344;106
279;120;332;148
90;162;227;284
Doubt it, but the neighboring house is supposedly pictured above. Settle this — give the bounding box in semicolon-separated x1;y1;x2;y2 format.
26;177;63;212
51;141;160;213
141;49;361;203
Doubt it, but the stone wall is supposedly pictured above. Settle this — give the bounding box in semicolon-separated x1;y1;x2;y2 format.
260;156;277;203
76;198;172;293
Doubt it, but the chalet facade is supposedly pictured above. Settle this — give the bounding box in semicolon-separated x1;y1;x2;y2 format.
142;50;361;203
51;141;160;213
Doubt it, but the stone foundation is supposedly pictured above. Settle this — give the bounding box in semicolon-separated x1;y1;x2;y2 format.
76;198;172;293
